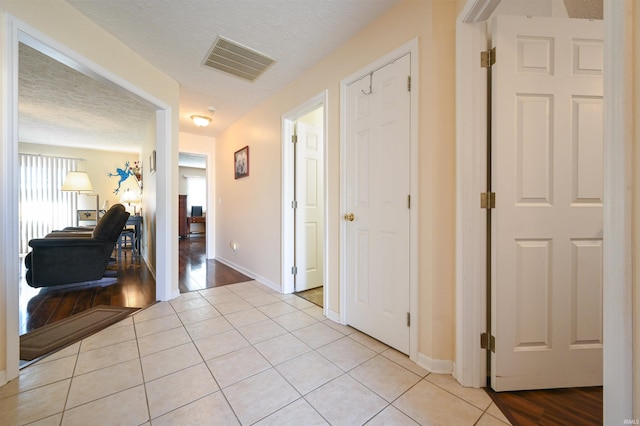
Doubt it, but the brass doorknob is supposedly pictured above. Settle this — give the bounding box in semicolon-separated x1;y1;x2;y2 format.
344;213;355;221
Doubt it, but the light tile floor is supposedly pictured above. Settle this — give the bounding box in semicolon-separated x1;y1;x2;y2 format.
0;280;512;425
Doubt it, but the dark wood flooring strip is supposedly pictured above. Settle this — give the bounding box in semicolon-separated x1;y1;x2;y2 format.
20;236;252;335
19;255;156;336
485;386;603;426
179;236;251;293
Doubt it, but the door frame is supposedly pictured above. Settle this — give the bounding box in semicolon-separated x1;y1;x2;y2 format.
455;0;632;422
178;150;214;259
3;15;177;383
339;38;419;361
281;92;328;307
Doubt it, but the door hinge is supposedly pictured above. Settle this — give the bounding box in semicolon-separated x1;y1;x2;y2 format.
407;195;411;209
406;312;410;327
480;333;496;353
480;47;496;68
480;332;496;353
291;134;298;143
292;200;298;209
291;266;298;275
407;75;412;91
480;192;496;209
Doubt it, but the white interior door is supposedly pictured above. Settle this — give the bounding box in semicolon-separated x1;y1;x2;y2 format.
295;120;324;291
491;15;603;391
344;54;411;354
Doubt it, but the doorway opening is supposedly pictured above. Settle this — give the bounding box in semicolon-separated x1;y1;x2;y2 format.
339;38;419;360
456;0;608;387
178;152;208;241
282;92;328;312
4;17;175;382
455;0;632;421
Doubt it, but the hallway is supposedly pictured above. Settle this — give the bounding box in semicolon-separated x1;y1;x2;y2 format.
2;279;509;425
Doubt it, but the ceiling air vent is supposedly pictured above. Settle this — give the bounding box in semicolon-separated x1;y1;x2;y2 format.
203;36;276;82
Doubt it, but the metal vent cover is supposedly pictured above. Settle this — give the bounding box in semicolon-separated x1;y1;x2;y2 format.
203;36;276;82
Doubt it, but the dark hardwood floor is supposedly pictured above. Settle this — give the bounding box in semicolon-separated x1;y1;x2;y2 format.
178;235;251;293
19;235;250;336
486;386;603;426
294;286;323;307
19;251;156;336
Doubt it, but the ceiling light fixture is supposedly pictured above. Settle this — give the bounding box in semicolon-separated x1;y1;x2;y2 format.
191;115;212;127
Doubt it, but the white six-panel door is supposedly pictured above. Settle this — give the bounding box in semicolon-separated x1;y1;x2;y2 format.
295;121;324;291
491;15;603;391
344;54;411;354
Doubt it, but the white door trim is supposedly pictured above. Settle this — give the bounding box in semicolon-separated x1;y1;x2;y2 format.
339;38;419;362
179;150;215;259
454;13;489;388
455;0;632;422
601;1;633;422
281;91;328;311
2;15;176;383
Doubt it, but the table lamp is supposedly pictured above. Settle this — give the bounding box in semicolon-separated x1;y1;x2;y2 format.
61;171;99;225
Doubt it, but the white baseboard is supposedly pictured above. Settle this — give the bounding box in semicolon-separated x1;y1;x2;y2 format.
143;255;156;280
416;352;454;375
325;309;340;323
215;257;281;292
143;255;180;301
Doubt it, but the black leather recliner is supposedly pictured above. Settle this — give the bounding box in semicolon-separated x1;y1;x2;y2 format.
24;204;130;288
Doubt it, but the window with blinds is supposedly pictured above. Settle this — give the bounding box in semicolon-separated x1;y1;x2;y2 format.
19;154;78;255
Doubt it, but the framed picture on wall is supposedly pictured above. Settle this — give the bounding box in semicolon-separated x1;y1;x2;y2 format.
234;146;249;179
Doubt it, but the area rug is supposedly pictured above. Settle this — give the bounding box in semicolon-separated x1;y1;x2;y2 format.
20;305;138;361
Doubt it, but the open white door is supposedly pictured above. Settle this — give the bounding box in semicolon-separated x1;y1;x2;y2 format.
491;15;603;391
344;54;411;354
294;120;324;291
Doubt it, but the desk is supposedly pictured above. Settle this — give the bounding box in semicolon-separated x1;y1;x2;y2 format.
126;215;143;253
187;216;205;236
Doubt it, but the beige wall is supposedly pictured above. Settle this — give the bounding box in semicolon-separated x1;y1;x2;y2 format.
0;0;179;382
215;0;458;364
140;117;157;273
632;0;640;418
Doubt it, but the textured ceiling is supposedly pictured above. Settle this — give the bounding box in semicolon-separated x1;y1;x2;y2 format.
179;152;207;169
19;0;401;155
19;44;155;153
20;0;599;156
58;0;402;142
563;0;602;19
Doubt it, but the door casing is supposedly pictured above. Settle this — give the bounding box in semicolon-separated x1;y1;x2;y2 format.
281;92;328;308
455;0;632;422
3;14;176;384
339;37;419;363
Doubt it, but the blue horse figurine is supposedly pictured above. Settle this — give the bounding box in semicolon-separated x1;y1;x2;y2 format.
108;161;135;194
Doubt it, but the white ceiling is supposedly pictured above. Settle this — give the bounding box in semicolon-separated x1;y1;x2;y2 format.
18;0;402;156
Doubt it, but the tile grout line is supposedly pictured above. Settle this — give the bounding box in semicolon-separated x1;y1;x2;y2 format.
8;279;499;425
147;297;244;425
131;309;153;426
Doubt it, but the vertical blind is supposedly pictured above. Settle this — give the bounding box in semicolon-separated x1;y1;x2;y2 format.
19;154;78;255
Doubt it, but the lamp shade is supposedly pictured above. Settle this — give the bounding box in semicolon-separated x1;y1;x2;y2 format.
61;171;93;192
120;188;141;204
